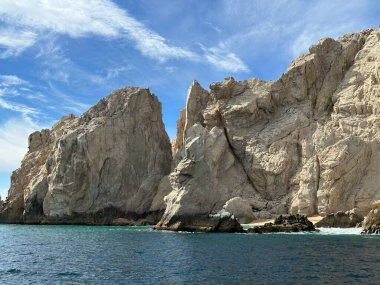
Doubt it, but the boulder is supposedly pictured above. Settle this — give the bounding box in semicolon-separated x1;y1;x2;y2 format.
315;210;364;228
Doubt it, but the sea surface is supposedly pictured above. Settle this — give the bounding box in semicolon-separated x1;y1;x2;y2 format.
0;225;379;284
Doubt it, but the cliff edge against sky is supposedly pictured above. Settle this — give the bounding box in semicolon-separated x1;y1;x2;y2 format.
157;27;380;231
1;27;380;232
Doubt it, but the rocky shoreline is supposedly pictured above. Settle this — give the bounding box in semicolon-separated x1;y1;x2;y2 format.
1;27;380;234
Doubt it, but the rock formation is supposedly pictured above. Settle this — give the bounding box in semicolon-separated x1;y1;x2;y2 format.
247;214;316;233
0;87;172;224
362;200;380;234
2;27;380;232
315;210;364;228
157;27;380;231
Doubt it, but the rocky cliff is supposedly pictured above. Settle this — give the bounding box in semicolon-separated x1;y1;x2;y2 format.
157;27;380;230
0;87;172;224
2;28;380;231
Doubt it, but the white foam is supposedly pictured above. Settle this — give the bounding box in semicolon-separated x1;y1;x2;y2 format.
317;227;362;235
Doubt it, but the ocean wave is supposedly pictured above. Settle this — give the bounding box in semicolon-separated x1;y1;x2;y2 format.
317;227;362;235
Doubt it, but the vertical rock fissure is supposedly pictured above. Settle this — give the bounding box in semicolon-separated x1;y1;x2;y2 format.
222;126;261;197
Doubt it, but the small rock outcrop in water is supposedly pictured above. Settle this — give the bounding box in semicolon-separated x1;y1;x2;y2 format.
155;209;244;232
0;87;172;224
362;201;380;234
156;27;380;232
248;214;316;233
315;210;364;228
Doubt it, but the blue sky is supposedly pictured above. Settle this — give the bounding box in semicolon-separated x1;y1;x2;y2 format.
0;0;379;199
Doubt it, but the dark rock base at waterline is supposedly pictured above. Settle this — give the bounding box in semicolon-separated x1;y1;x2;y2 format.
155;210;244;233
248;214;317;234
0;206;164;226
361;226;380;234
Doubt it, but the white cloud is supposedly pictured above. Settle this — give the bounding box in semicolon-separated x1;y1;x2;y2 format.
0;74;46;114
48;82;90;114
202;44;249;73
0;116;44;172
0;96;39;117
0;28;37;58
0;0;247;73
106;65;133;79
0;0;196;62
0;75;29;87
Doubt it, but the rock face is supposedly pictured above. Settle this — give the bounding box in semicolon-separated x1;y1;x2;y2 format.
2;28;380;231
315;210;364;228
157;27;380;231
248;214;316;233
362;201;380;234
0;87;172;224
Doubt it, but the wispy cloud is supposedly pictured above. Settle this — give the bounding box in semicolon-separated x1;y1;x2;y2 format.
0;0;247;73
217;0;377;63
204;21;222;34
90;64;134;85
0;0;196;62
0;27;37;58
287;0;375;57
106;66;133;80
0;75;29;87
0;98;39;116
47;82;90;114
0;75;43;117
202;43;249;73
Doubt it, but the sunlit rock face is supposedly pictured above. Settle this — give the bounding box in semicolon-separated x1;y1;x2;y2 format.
158;28;380;230
2;27;380;230
362;201;380;234
0;87;172;224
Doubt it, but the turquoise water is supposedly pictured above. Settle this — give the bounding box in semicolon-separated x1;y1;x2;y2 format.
0;225;379;284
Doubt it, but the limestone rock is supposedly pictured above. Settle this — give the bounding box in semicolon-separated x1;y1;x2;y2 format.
158;27;380;230
172;81;209;166
362;201;380;234
155;123;264;231
362;209;380;234
0;87;172;224
315;210;364;228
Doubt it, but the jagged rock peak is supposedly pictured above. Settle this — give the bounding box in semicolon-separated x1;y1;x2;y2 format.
157;27;380;231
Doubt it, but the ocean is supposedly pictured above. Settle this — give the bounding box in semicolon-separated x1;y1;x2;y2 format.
0;225;379;284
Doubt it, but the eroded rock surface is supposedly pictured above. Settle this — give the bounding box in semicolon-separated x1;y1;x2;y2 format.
157;27;380;231
0;87;172;224
362;200;380;234
315;210;364;228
